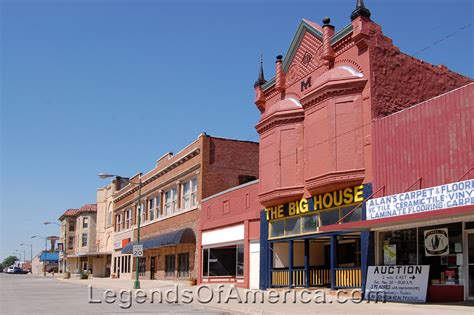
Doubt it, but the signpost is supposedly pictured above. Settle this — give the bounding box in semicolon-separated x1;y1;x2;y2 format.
365;265;430;303
133;245;143;258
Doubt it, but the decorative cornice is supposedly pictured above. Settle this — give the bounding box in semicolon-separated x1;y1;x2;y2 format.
262;22;354;92
305;169;365;195
255;111;304;134
114;148;201;203
302;78;367;111
114;163;201;212
258;186;305;207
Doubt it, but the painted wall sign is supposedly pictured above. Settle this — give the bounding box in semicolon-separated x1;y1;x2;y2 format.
366;179;473;220
365;265;430;303
424;228;449;256
265;185;364;221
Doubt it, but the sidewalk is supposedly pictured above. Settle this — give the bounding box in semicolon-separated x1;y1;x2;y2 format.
54;275;474;315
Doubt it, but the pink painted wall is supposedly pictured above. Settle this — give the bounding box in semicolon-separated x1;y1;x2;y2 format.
254;15;471;207
198;181;262;288
373;83;474;196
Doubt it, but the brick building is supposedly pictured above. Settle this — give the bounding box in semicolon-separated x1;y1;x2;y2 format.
58;204;98;274
254;0;471;291
112;133;259;282
198;180;262;289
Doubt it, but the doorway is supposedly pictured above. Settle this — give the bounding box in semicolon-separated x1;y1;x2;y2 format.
150;256;156;280
467;232;474;300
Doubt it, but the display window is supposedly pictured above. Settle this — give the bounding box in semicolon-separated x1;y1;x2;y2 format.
378;222;464;285
202;244;244;277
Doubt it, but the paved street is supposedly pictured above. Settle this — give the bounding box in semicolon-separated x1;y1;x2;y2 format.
0;274;227;314
1;273;473;314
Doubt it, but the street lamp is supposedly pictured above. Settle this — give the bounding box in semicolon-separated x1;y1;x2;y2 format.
14;250;22;263
99;172;142;289
44;221;66;273
20;243;32;262
31;235;48;276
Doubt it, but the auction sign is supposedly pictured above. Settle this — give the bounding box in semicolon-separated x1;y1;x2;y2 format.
365;265;430;303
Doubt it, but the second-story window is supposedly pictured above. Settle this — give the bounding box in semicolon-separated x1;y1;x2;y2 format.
69;222;75;232
81;233;88;247
115;214;122;232
125;209;132;229
83;217;89;229
148;198;154;221
164;187;177;216
141;203;145;223
68;236;74;250
182;177;198;210
155;196;161;219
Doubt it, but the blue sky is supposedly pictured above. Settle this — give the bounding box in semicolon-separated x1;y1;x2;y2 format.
1;0;473;261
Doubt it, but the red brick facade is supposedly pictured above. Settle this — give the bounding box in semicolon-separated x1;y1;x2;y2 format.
112;133;258;281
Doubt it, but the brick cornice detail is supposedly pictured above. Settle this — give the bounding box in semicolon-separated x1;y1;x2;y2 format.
258;186;305;207
256;111;304;134
301;79;367;111
305;169;365;195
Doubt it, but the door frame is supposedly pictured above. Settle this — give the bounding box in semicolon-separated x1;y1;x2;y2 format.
150;256;156;280
465;227;474;301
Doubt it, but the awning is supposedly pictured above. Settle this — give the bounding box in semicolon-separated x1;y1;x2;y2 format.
121;228;196;254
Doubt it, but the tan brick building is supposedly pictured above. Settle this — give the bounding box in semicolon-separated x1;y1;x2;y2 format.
112;133;259;282
59;204;97;274
94;177;129;277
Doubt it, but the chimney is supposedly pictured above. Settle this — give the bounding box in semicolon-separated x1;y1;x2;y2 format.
321;17;335;66
275;55;286;94
254;56;267;112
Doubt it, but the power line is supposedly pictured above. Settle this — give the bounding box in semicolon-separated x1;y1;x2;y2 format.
412;23;472;57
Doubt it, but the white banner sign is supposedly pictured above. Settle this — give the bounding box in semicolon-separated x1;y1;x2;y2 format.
365;265;430;303
367;179;473;220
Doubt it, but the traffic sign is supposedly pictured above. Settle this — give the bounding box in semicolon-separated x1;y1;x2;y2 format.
133;245;143;257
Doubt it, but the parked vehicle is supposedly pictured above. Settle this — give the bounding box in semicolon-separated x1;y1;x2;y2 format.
6;267;28;274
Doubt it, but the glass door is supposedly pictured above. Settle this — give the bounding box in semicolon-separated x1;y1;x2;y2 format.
468;232;474;300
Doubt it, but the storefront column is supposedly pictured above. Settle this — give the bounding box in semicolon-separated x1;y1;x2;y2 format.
330;234;337;290
289;240;294;288
259;210;270;290
360;231;373;294
268;242;273;288
304;239;310;288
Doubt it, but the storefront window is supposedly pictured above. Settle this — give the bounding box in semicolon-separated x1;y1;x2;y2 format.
418;222;462;285
138;257;146;276
237;244;244;277
379;228;417;265
302;214;318;233
202;244;244;277
320;209;339;226
378;223;465;287
178;253;189;278
165;255;176;277
270;220;285;238
340;205;362;223
285;217;301;235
